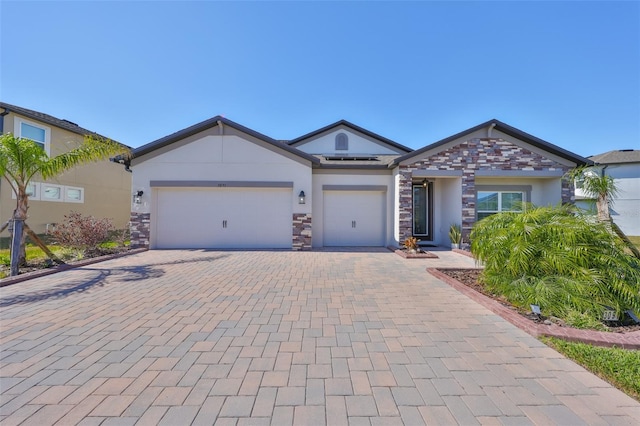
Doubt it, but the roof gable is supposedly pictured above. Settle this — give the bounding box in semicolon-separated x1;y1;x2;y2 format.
395;119;591;167
288;120;412;154
1;101;122;145
131;116;319;165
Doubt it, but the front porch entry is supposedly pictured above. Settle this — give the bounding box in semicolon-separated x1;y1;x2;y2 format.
412;180;433;242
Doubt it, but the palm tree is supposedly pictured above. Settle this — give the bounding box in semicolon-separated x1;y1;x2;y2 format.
0;133;130;275
568;166;640;259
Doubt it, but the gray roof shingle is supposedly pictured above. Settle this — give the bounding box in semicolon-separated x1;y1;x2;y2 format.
588;149;640;164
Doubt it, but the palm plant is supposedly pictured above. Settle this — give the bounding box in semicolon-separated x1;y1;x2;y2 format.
449;223;462;245
0;133;129;275
470;204;640;325
568;166;640;259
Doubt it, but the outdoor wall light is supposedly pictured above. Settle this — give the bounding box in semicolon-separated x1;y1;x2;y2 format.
422;178;429;187
133;190;144;204
298;191;306;204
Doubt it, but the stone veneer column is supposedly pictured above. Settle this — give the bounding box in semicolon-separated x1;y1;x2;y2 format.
398;169;414;242
130;212;150;249
292;213;312;251
561;176;574;204
460;169;476;241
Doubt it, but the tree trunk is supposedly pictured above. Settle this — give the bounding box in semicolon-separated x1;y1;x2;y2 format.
12;188;29;266
9;219;23;276
596;194;610;222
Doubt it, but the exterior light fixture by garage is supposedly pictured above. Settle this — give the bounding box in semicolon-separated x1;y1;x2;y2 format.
422;179;428;187
298;191;306;204
133;190;144;204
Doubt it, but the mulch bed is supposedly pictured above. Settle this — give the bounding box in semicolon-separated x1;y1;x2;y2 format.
438;268;640;333
394;249;439;259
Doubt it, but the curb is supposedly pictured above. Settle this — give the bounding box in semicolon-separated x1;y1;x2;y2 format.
0;248;149;287
427;267;640;349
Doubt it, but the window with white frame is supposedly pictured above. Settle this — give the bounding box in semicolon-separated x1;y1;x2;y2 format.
41;184;63;202
64;186;84;203
477;190;525;220
10;182;39;200
15;117;50;155
11;181;84;203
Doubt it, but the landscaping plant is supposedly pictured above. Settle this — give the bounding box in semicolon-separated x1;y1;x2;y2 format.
470;204;640;327
403;237;419;251
50;212;114;256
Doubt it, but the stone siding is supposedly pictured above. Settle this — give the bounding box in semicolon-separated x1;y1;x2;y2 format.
130;212;151;249
292;213;312;251
399;138;574;242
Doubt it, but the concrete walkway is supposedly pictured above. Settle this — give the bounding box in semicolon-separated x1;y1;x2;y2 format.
1;249;639;425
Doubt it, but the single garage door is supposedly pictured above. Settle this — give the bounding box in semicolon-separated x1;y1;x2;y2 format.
323;190;386;246
155;187;292;249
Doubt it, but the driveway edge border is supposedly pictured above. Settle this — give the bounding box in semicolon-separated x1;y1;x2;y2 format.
428;267;640;349
0;248;148;287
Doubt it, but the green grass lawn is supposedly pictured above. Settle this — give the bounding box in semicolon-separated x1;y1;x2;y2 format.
628;235;640;250
542;337;640;402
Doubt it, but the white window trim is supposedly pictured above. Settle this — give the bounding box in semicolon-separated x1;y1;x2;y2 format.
64;186;84;203
476;189;528;220
11;182;40;200
41;183;64;202
14;116;51;156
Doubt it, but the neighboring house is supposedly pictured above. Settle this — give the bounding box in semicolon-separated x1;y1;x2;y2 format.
575;149;640;236
0;102;132;234
125;117;589;250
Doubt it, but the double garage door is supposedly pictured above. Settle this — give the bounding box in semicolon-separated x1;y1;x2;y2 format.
154;187;292;249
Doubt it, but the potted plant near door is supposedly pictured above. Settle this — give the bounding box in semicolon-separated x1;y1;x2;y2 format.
449;223;462;249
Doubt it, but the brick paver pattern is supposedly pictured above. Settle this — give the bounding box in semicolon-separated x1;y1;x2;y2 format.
1;249;639;425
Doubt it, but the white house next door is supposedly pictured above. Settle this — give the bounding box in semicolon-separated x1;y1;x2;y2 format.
323;190;386;246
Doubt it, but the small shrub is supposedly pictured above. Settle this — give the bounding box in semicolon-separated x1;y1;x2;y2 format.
51;212;114;254
449;223;462;244
564;309;608;331
403;237;419;251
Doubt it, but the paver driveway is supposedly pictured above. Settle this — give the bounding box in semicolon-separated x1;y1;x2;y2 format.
1;249;639;425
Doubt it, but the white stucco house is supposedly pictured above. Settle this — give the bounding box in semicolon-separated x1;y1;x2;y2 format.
575;149;640;236
123;116;590;250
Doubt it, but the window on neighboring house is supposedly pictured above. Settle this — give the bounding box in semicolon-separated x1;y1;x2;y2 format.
65;186;84;203
477;191;524;220
335;133;348;150
11;182;39;200
16;118;50;154
42;184;63;202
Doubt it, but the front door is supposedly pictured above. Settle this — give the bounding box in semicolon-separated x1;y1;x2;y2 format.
412;183;432;238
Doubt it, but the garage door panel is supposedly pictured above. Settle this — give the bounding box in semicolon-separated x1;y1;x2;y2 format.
155;188;292;249
323;191;385;246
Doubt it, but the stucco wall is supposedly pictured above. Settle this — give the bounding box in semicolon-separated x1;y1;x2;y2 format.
1;112;131;234
130;129;313;249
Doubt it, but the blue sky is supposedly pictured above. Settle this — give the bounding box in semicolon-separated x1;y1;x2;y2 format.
1;1;638;157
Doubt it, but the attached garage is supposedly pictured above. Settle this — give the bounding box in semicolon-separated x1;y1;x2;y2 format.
323;186;386;246
153;184;293;249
